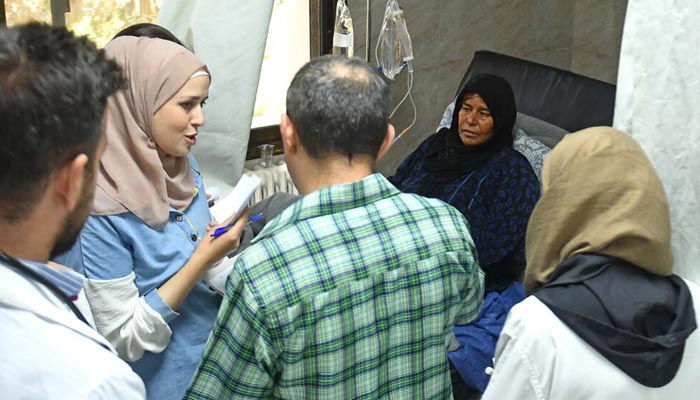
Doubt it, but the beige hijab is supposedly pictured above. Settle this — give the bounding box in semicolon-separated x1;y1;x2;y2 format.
524;127;673;294
93;36;209;228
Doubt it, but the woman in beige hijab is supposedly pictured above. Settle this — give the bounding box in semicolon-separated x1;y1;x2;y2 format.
53;36;247;399
482;127;700;400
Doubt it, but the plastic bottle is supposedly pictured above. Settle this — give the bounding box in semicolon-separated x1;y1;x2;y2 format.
332;0;354;57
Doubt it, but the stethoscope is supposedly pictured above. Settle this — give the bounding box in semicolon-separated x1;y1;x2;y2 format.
0;250;89;325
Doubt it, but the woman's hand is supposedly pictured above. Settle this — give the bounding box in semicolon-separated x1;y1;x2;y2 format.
205;220;219;232
193;208;250;268
158;209;250;310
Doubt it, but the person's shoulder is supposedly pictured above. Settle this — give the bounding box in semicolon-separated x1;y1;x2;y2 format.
229;233;291;299
391;192;471;232
394;190;458;213
82;212;146;237
77;351;146;399
0;286;146;398
503;296;558;336
409;131;444;155
491;146;528;163
489;147;539;178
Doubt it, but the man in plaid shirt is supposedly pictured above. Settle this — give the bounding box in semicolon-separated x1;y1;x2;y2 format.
185;55;484;399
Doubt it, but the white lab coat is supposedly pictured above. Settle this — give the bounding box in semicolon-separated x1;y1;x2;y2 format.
0;265;145;399
482;279;700;400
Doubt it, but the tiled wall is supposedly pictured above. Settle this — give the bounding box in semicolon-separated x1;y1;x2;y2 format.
348;0;629;175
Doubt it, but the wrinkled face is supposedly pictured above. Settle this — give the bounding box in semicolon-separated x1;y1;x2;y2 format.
152;75;210;157
50;134;106;259
457;93;494;147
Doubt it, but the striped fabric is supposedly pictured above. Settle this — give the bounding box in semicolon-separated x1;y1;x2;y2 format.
16;259;85;300
186;174;484;399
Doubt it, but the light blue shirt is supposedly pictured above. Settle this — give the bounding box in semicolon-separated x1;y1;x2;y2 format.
56;154;220;400
16;258;84;300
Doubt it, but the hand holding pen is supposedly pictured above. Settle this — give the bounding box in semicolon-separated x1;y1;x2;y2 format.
210;212;264;238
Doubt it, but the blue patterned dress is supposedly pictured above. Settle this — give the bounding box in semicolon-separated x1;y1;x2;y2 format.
389;133;540;392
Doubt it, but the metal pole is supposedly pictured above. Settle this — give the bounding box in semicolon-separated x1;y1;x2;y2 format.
365;0;370;62
0;0;6;27
50;0;70;27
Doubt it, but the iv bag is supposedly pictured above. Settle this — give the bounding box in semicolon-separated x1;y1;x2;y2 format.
377;0;414;80
332;0;354;57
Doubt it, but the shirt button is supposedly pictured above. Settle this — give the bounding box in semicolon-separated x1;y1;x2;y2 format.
175;215;183;222
190;234;197;241
485;366;494;376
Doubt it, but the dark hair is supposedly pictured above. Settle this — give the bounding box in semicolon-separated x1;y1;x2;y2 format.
286;55;390;161
0;23;124;222
113;22;184;47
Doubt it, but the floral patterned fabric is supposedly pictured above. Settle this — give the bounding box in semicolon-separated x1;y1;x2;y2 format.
512;128;550;186
389;134;540;392
389;134;540;289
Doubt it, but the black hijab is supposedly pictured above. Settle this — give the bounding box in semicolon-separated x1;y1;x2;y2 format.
421;74;516;196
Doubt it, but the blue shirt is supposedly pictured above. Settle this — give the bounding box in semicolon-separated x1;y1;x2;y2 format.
56;154;220;400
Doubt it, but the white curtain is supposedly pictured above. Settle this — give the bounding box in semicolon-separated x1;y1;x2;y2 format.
614;0;700;284
157;0;275;193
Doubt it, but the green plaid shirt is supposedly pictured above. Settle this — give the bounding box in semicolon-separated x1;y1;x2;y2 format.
186;174;484;399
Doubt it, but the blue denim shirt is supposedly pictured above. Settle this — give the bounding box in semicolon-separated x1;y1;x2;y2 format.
56;154;221;400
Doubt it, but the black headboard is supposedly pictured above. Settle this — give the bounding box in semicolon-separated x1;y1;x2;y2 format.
457;51;616;133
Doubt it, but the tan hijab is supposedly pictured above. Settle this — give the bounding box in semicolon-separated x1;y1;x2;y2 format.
524;127;673;294
93;36;209;228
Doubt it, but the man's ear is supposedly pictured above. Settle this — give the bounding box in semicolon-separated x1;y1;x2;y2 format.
376;124;396;162
53;154;89;211
280;114;300;156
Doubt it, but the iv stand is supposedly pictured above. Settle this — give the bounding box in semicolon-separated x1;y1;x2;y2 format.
365;0;371;62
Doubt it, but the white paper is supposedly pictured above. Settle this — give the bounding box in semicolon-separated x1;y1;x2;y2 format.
203;255;239;295
210;174;261;223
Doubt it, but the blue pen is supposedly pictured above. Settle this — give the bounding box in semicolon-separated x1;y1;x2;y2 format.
210;213;264;238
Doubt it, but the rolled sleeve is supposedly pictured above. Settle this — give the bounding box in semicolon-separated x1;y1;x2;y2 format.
144;287;179;323
84;274;173;362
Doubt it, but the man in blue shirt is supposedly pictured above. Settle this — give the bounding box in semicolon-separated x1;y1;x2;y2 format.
0;23;145;398
187;55;484;399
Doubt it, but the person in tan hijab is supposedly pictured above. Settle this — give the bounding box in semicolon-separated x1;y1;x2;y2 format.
482;127;700;400
53;36;247;400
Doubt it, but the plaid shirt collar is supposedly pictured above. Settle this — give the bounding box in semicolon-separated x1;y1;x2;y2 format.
253;173;400;244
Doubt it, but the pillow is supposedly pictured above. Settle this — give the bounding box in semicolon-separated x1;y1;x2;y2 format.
436;100;455;132
513;128;550;185
514;112;568;148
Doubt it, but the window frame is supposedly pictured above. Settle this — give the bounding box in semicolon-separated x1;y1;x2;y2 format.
0;0;334;160
245;0;334;160
0;0;6;27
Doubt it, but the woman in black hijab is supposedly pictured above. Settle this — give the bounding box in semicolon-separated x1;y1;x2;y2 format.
390;73;539;394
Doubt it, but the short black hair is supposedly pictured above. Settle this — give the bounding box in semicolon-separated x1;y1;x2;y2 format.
113;22;185;47
0;23;124;222
286;55;390;161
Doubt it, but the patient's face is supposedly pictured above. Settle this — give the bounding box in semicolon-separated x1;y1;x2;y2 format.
457;93;494;147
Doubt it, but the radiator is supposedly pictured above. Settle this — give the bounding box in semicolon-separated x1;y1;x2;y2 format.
243;155;299;205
